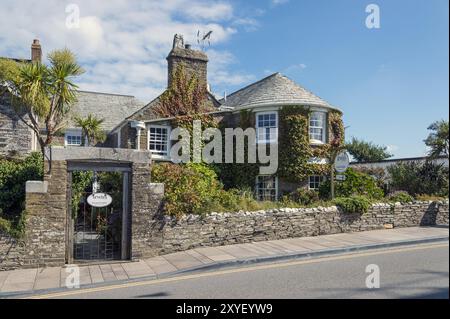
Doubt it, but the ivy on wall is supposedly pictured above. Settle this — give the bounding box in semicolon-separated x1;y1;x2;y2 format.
215;110;260;190
216;106;344;190
278;106;344;184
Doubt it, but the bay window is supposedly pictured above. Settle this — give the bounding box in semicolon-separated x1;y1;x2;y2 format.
309;111;326;144
256;112;278;143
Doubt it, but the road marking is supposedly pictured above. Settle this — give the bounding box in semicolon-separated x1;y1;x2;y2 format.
23;242;448;299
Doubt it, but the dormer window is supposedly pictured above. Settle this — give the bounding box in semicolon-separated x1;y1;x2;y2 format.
309;111;326;144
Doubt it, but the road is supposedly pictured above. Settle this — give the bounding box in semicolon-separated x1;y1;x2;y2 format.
27;243;449;299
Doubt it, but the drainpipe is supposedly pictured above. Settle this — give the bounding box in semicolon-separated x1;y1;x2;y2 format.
130;121;146;150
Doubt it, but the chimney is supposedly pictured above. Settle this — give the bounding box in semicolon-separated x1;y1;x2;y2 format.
166;34;208;90
31;39;42;63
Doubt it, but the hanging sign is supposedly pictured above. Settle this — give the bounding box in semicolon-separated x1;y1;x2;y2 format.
87;193;112;208
334;151;350;173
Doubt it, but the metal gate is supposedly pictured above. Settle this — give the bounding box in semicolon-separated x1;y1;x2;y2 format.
66;161;131;263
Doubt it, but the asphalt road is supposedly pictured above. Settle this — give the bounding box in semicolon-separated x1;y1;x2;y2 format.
29;243;449;299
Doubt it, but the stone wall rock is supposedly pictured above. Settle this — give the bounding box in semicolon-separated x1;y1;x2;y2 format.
159;200;449;255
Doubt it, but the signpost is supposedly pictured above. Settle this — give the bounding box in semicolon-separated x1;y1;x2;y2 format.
331;150;350;199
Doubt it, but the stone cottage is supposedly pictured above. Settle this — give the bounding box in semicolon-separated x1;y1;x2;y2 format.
0;35;344;200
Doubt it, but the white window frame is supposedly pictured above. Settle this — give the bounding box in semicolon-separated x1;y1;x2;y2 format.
255;111;278;144
65;129;82;147
148;125;171;159
308;175;324;191
309;111;327;144
255;175;278;201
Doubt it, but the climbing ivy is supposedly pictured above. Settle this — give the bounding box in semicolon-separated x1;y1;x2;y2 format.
215;110;259;190
277;106;344;184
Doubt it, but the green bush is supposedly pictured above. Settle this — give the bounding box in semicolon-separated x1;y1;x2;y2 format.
319;168;384;200
386;191;414;203
333;195;372;214
151;162;226;217
0;153;43;237
387;160;449;197
285;188;319;205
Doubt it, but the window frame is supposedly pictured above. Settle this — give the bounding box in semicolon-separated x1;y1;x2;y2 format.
309;111;327;144
308;175;324;191
65;130;82;147
255;111;278;144
255;175;278;201
148;124;171;159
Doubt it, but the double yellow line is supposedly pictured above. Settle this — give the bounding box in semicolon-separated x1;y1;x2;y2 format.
24;242;448;299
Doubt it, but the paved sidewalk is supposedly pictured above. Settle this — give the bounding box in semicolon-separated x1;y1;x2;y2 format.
0;226;448;296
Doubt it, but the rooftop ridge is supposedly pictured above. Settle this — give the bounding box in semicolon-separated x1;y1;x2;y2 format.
76;90;137;98
223;72;280;101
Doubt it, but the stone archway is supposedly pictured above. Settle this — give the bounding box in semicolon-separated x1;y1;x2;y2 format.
22;147;164;268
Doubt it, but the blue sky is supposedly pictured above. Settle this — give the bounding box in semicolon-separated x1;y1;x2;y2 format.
219;0;449;158
0;0;448;158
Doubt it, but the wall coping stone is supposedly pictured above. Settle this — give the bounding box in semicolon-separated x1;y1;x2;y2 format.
25;181;48;193
44;146;152;164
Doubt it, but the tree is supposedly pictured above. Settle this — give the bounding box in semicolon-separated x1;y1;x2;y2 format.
74;114;105;146
424;120;449;158
152;64;210;117
345;137;393;162
0;49;84;155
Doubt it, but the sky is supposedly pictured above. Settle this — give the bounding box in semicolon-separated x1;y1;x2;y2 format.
0;0;448;158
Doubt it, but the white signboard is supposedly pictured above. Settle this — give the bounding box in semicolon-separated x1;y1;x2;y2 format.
336;174;346;181
87;193;112;208
334;151;350;173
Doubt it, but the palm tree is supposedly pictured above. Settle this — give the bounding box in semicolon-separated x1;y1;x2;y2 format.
74;114;105;146
0;49;84;156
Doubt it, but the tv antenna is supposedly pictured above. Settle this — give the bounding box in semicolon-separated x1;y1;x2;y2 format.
197;30;213;50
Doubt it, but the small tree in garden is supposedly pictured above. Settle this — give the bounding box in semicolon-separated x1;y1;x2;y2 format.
152;64;211;117
0;49;84;156
74;114;106;146
424;120;449;158
346;137;392;162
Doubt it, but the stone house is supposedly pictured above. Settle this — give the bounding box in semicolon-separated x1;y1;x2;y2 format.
0;35;343;200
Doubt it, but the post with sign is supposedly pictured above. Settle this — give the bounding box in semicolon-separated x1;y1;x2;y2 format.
331;150;350;199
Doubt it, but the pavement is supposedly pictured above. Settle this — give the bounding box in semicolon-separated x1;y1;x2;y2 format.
0;226;448;297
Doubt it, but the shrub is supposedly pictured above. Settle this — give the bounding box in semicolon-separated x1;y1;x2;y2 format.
151;162;224;217
319;168;384;200
0;152;42;237
386;191;414;203
415;194;448;202
387;160;448;196
333;195;372;214
285;188;319;205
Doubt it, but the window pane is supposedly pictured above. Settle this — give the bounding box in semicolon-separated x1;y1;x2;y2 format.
256;176;277;201
149;126;169;156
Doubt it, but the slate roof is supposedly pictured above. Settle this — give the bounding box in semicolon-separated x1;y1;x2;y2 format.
68;91;145;131
220;73;340;111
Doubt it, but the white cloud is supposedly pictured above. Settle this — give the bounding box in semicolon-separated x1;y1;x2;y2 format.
284;63;307;75
386;145;399;154
0;0;254;101
271;0;289;6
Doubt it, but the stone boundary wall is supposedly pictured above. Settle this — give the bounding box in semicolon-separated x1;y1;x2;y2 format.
160;200;449;254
